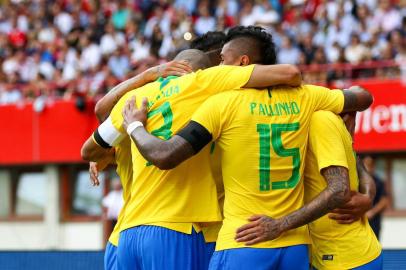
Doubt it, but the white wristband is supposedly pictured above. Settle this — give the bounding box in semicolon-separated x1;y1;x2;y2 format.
126;121;144;135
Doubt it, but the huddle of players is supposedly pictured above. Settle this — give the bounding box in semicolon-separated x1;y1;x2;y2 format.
81;26;382;270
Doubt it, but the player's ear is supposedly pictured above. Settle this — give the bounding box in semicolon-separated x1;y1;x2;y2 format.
240;55;250;66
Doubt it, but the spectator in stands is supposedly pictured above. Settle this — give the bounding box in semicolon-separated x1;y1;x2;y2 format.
345;34;370;64
373;0;402;33
108;46;130;80
277;36;301;64
363;156;389;240
102;178;124;236
194;2;216;36
0;0;403;103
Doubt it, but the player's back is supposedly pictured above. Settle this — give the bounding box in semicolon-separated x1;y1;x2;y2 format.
191;84;345;250
109;65;256;231
304;111;381;270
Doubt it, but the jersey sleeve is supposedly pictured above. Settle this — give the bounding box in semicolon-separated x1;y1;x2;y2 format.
305;85;345;114
308;111;348;172
191;94;225;141
195;65;255;95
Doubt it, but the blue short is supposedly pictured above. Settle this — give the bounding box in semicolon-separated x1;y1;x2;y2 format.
204;242;216;265
117;225;211;270
352;253;383;270
209;244;309;270
104;241;117;270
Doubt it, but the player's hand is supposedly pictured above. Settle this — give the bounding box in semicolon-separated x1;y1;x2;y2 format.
235;215;284;245
122;96;148;130
328;191;372;224
147;60;192;80
89;162;100;186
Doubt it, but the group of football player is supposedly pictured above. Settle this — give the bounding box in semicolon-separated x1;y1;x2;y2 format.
81;25;382;270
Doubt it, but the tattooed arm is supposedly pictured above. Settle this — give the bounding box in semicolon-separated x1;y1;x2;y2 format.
329;157;376;224
357;157;376;200
129;130;196;170
235;166;351;245
95;61;192;122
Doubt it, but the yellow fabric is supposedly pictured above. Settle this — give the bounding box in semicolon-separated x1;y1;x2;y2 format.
304;111;381;270
145;222;201;234
108;137;133;246
109;65;256;233
191;85;345;250
202;143;224;243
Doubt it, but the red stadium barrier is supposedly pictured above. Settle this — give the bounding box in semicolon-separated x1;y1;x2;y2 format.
0;99;98;165
353;80;406;153
0;79;405;165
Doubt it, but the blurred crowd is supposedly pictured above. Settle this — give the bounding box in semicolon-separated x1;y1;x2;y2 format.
0;0;405;104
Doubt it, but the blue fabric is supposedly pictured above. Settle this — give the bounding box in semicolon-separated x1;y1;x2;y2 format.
117;225;209;270
104;242;117;270
204;242;216;268
209;244;309;270
353;254;383;270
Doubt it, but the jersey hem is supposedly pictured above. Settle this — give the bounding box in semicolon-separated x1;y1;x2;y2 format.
312;248;382;270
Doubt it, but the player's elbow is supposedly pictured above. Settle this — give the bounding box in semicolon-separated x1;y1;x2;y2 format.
361;91;373;110
81;139;98;161
94;101;108;123
81;145;92;161
349;86;374;112
152;152;181;170
330;183;351;208
286;65;302;86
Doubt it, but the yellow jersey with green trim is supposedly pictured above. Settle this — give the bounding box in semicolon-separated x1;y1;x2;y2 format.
106;65;256;233
304;111;381;270
107;137;133;246
191;85;345;250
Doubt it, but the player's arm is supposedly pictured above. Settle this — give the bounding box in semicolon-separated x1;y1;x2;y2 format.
244;64;302;87
95;61;192;122
198;64;302;96
122;97;213;170
88;151;115;186
357;157;376;199
341;86;373;113
328;157;376;224
81;113;126;161
235;166;351;245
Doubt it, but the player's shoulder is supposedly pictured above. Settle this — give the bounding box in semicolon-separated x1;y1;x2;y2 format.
210;88;245;100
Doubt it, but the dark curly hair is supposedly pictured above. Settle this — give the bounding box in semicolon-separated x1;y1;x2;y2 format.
190;31;226;52
225;26;276;65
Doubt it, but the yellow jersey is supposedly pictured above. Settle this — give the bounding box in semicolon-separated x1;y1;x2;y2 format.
191;85;345;250
201;143;224;243
304;111;381;270
107;137;133;246
105;65;256;234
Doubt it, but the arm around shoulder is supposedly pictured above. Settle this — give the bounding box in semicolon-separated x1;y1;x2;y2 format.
244;64;302;88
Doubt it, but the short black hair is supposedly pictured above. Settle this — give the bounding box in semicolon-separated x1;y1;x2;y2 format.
190;31;226;52
225;26;276;65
